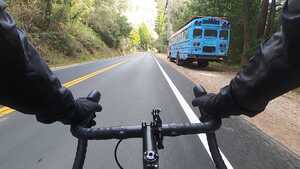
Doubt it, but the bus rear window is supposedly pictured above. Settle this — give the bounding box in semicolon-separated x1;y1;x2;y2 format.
204;30;217;37
220;30;228;40
193;29;202;38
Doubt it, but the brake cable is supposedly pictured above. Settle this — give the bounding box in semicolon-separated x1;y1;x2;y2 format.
114;139;124;169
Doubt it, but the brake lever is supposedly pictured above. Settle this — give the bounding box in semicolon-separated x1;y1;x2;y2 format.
193;85;219;123
79;90;101;128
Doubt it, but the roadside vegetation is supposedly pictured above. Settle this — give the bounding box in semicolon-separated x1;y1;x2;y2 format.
6;0;132;66
6;0;287;68
129;23;154;51
155;0;285;66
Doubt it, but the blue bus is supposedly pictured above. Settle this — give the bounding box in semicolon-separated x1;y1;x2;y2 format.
168;16;230;67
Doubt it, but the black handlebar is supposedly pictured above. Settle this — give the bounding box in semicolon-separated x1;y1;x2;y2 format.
71;85;228;169
71;121;221;140
193;85;227;169
71;90;100;169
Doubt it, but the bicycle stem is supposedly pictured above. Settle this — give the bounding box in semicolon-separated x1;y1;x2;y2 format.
142;122;159;169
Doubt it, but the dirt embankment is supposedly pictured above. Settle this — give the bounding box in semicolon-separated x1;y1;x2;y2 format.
156;54;300;156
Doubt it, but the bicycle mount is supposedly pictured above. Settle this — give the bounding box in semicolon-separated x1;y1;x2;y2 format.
142;109;165;169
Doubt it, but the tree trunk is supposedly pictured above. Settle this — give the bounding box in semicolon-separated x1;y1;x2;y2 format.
241;0;251;66
44;0;53;28
256;0;269;40
215;0;223;16
265;0;276;38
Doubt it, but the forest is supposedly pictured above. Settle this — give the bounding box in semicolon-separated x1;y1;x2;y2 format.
4;0;287;66
155;0;285;65
5;0;134;65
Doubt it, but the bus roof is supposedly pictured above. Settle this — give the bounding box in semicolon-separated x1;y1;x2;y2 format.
168;16;228;40
178;16;228;30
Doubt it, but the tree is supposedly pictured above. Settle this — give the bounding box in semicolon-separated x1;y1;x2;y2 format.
41;0;53;29
130;29;141;49
138;23;153;50
155;0;168;52
87;0;132;48
7;0;133;60
155;0;269;65
256;0;269;40
265;0;276;38
241;0;252;65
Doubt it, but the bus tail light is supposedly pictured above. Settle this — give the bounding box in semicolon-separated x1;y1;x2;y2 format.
195;21;202;26
222;22;230;29
193;42;201;46
220;44;226;48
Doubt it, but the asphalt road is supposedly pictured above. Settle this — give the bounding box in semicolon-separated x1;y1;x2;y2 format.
0;53;299;169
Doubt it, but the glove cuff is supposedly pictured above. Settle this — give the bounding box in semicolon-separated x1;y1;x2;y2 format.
213;86;261;118
59;100;81;125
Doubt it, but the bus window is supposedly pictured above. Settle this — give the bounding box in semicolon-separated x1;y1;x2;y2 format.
204;30;217;37
193;29;202;38
220;30;228;40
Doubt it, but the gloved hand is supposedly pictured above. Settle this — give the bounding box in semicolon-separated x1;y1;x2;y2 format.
192;93;221;122
192;86;243;121
61;97;102;126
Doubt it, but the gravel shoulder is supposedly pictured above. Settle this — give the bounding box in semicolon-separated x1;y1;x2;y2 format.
156;54;300;156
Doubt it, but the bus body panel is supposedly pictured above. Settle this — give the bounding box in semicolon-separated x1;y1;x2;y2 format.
168;16;230;63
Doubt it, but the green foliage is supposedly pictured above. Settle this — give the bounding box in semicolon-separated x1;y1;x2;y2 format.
156;0;283;65
138;23;153;50
129;23;154;51
130;23;153;51
130;29;141;48
154;0;168;52
67;22;107;53
6;0;132;65
170;0;261;63
87;0;132;48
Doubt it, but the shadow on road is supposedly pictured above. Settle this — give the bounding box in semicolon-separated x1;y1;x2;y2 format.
179;62;227;73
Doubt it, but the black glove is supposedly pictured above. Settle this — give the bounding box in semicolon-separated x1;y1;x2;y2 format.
192;86;243;121
60;97;102;126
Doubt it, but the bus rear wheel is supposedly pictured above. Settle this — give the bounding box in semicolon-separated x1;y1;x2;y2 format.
197;60;209;68
176;55;183;66
168;54;172;62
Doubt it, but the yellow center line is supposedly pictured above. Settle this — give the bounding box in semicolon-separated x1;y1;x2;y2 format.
0;61;126;117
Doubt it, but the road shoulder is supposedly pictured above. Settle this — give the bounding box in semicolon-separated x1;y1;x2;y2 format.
155;53;300;158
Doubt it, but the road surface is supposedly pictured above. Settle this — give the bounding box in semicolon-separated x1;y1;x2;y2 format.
0;53;299;169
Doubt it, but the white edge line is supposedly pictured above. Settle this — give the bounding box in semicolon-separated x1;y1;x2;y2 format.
153;56;234;169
